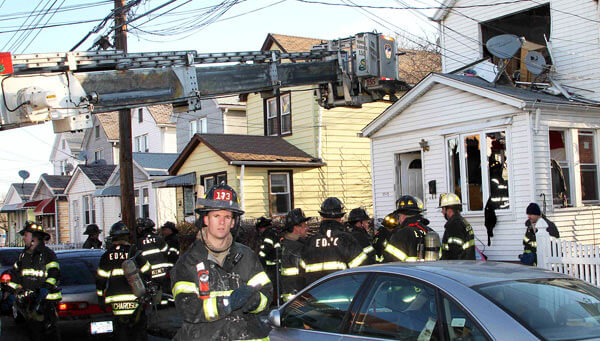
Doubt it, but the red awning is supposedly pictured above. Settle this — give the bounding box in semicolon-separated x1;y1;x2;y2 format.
33;198;55;215
23;200;42;208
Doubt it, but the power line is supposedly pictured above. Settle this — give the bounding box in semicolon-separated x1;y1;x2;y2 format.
0;1;110;22
295;0;535;10
1;0;45;51
9;0;57;53
0;18;103;35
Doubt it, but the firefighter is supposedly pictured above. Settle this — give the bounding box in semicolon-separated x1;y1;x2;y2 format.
82;223;102;249
8;221;62;341
300;197;366;285
255;216;279;285
171;183;272;341
279;208;310;303
382;195;432;263
347;207;375;265
96;221;151;341
136;217;171;304
439;193;475;260
159;221;180;267
520;203;560;266
373;213;398;262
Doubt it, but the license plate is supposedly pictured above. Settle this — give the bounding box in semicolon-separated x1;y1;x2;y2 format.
90;320;113;334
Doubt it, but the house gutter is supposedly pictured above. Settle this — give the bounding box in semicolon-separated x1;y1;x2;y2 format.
240;165;245;211
229;161;326;167
523;101;600;114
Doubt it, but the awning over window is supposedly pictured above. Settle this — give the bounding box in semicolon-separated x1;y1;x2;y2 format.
34;198;55;216
94;186;121;197
152;172;196;188
23;200;42;208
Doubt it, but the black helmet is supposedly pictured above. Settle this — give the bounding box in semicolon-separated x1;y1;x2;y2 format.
135;217;146;229
84;224;100;235
394;195;424;215
382;213;399;229
348;208;370;224
255;217;272;230
285;208;310;231
319;197;345;218
195;183;244;215
144;218;155;230
160;221;178;234
109;221;130;237
19;221;50;240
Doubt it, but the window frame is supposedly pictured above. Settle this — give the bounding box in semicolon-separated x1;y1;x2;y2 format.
263;92;292;137
268;170;293;216
183;186;195;216
134;134;148;153
94;125;100;139
138;108;143;123
82;195;96;225
141;187;150;218
200;172;227;194
444;128;512;214
94;149;102;162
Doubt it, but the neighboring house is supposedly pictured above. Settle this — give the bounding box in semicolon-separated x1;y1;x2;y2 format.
0;183;36;244
30;174;71;243
96;152;179;227
174;97;247;153
363;0;600;261
64;165;116;244
82;104;176;164
50;131;84;176
168;33;414;219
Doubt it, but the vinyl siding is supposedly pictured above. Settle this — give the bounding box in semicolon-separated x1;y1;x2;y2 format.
223;109;247;135
57;200;70;243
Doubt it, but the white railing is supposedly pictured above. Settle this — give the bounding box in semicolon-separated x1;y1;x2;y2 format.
48;243;84;251
538;237;600;287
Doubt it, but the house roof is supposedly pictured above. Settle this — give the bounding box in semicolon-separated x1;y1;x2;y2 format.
40;174;71;195
96;111;120;141
147;104;173;125
216;95;246;109
11;183;36;200
432;0;457;21
132;152;179;176
78;165;116;186
261;33;324;52
170;134;322;174
361;73;600;137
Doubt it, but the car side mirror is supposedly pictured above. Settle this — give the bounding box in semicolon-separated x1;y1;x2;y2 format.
268;309;281;328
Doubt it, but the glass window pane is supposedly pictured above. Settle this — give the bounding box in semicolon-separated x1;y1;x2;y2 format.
464;135;483;211
281;94;291;115
448;138;461;201
270;173;288;193
143;188;149;204
550;130;570;206
352;274;440;340
281;113;291;134
134;189;140;219
189;121;197;135
268;117;278;136
441;296;487;341
183;186;195;216
267;98;277;118
216;174;227;185
581;165;598;201
487;132;509;209
270;193;291;215
578;132;595;164
282;273;367;333
200;118;207;134
549;130;567;162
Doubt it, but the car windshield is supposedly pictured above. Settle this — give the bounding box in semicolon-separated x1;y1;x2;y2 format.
475;278;600;341
59;256;100;286
0;250;21;267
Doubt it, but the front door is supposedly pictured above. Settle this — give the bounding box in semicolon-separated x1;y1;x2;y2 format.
395;152;423;200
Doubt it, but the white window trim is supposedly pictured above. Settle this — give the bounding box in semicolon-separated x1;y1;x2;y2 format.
444;127;513;215
269;172;292;216
266;97;278;136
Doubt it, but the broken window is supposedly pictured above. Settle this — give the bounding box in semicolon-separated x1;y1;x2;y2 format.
465;135;483;211
487;132;510;209
579;131;598;201
480;4;551;83
448;138;462;202
549;130;570;206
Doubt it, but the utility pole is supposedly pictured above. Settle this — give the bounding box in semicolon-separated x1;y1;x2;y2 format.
114;0;136;243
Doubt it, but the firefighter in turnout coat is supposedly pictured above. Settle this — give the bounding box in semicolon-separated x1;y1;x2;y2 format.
439;193;476;260
300;197;367;285
347;208;375;265
136;218;171;304
171;184;272;341
96;221;151;341
9;221;62;341
279;208;310;302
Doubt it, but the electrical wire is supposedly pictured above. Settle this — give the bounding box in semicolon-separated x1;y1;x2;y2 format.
1;0;45;51
19;0;67;53
295;0;536;10
8;0;56;53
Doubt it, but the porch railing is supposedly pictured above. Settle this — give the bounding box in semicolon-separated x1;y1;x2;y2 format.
538;237;600;287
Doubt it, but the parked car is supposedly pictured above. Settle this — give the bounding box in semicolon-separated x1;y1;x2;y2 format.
268;261;600;341
0;247;24;315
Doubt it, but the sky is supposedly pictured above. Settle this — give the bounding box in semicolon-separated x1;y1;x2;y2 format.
0;0;440;199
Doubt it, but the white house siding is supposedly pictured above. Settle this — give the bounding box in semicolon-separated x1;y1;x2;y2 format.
371;83;534;260
98;196;120;239
156;187;177;226
162;128;177;153
66;171;97;244
440;0;600;101
51;133;81;175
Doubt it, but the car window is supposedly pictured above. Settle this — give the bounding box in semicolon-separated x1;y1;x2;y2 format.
281;273;367;333
59;258;97;286
0;250;21;267
351;274;441;340
441;296;488;341
476;278;600;341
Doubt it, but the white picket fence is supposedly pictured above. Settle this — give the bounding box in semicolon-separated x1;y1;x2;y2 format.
538;237;600;287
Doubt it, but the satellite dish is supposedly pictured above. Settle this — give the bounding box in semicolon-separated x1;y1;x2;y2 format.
524;51;547;75
486;34;522;59
64;163;74;175
18;170;30;181
78;150;89;161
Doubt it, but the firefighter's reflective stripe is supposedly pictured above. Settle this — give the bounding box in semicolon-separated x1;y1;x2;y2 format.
384;243;407;261
203;297;219;321
210;290;233;297
142;249;162;256
363;245;375;254
447;237;464;246
299;260;306;269
442;244;450;251
105;294;138;303
348;252;368;268
140;261;151;273
249;292;268;314
173;281;198;298
13;263;18;270
258;251;267;258
234;337;270;341
281;267;299;276
248;272;271;288
530;241;537;247
113;309;136;316
161;244;168;252
524;249;533;253
46;277;57;285
274;243;281;249
46;261;60;270
281;293;295;302
112;269;124;276
462;239;475;250
304;261;347;273
263;238;274;245
265;260;277;266
97;268;111;278
21;269;46;277
169;248;179;255
7;281;19;289
406;257;418;262
151;263;173;269
523;236;530;243
97;290;104;296
375;255;384;263
46;292;62;300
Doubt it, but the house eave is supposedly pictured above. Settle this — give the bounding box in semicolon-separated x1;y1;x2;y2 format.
229;160;325;168
523;101;600;114
432;0;457;22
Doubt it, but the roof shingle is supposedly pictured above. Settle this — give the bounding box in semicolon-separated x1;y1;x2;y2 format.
78;165;116;186
262;33;324;52
133;152;179;176
147;104;173;125
41;174;71;194
96;111;119;140
12;183;36;200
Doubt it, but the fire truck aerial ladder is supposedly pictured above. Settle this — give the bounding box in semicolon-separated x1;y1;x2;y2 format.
0;32;407;133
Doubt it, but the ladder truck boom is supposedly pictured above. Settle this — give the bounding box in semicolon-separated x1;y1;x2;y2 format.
0;32;407;133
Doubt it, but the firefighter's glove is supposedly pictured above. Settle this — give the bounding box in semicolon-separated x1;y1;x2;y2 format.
229;285;257;312
241;289;261;313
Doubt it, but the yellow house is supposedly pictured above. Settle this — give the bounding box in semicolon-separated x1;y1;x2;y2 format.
168;34;398;220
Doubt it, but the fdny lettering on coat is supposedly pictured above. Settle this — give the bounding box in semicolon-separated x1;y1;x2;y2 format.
315;237;339;248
